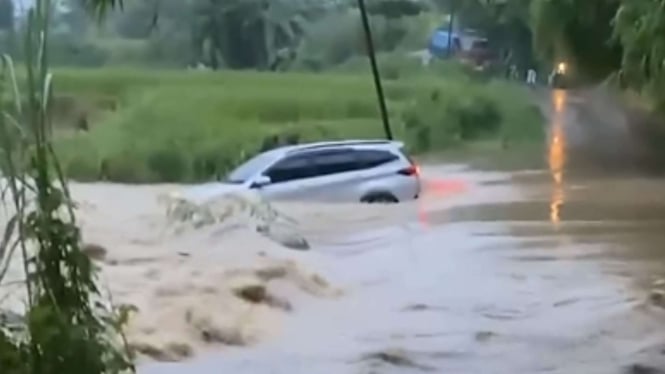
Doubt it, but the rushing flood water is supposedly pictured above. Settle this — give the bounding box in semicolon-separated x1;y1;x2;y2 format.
137;89;665;373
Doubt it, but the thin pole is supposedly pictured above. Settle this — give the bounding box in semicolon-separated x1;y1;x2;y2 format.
446;5;455;57
357;0;393;140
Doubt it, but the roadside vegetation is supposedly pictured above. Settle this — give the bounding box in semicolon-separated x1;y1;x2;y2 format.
4;0;665;371
0;0;550;183
49;63;542;183
0;0;135;373
0;0;552;184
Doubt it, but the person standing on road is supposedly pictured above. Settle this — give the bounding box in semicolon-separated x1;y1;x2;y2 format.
527;68;537;86
508;64;519;81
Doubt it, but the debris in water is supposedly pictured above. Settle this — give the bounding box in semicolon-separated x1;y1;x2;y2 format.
474;330;497;342
257;224;310;251
81;243;108;261
229;275;292;310
131;340;194;362
649;289;665;309
356;349;436;372
403;304;430;312
233;283;267;304
626;363;665;374
186;308;251;346
401;303;449;312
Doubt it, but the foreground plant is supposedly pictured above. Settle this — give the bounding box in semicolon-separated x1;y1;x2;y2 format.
0;0;134;373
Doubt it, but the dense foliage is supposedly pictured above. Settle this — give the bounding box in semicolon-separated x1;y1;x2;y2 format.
613;0;665;108
0;0;135;373
0;0;13;30
48;63;542;183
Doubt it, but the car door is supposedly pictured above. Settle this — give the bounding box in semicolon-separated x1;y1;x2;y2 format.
256;154;317;200
302;149;367;201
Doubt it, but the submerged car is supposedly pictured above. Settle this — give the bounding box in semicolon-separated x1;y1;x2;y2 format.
184;139;422;204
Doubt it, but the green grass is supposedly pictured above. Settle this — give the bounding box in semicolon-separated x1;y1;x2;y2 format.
47;65;545;183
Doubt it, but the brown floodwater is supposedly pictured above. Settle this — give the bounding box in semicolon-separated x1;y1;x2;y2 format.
141;89;665;374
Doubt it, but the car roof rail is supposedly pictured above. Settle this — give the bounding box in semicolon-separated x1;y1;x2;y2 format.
287;139;404;154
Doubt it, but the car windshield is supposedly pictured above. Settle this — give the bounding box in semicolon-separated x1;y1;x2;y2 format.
225;152;277;184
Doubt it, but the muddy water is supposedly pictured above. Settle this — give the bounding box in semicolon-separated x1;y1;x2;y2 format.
141;90;665;373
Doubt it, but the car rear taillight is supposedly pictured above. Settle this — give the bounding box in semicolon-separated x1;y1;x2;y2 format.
398;164;420;176
397;163;420;177
398;151;420;177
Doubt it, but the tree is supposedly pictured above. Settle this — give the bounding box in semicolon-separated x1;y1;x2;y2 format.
98;0;331;69
479;0;534;70
0;0;135;373
530;0;622;80
613;0;665;104
365;0;428;18
0;0;14;31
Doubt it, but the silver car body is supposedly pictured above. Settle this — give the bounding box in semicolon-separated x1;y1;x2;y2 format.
185;139;421;203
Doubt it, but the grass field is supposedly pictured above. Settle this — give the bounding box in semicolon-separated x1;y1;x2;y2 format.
47;64;545;183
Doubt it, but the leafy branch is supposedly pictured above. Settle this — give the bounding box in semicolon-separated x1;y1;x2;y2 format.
0;0;135;373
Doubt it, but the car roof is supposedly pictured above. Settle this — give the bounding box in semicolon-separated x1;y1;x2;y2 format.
272;139;405;156
230;139;406;182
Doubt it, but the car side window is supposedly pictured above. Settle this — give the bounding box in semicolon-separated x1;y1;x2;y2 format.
264;156;316;183
310;150;362;176
355;149;399;169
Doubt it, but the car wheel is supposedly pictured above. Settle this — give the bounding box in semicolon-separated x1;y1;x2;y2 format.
361;193;399;204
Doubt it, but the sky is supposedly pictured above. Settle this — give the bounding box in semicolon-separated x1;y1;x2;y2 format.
13;0;31;14
12;0;69;15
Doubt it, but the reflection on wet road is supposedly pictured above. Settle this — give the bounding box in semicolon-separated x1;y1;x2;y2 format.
549;90;567;226
142;90;665;373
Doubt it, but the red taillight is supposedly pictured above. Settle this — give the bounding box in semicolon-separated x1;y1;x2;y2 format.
398;165;420;176
399;153;420;176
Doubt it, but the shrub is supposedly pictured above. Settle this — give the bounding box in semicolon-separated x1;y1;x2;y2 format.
101;151;148;183
49;68;543;183
147;147;189;182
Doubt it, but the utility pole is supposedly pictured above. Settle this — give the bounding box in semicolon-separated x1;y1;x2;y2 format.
357;0;393;140
446;1;455;57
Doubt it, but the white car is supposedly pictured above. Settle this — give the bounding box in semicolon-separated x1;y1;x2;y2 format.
184;139;422;204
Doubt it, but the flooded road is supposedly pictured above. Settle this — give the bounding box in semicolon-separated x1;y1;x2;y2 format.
141;90;665;373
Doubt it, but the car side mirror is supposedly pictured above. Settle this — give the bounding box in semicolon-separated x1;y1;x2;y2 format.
250;175;271;189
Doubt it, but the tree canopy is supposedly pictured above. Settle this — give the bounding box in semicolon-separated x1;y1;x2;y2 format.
0;0;14;31
15;0;665;109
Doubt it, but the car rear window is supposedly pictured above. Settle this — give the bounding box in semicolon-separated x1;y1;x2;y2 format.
355;149;399;168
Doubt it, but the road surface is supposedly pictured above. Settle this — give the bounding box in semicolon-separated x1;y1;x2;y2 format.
140;89;665;373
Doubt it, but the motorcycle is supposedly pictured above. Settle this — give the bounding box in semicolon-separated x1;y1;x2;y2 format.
550;62;567;89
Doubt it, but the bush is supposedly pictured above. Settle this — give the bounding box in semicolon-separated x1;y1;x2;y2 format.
49;68;543;183
402;80;542;152
483;81;545;145
146;147;189;182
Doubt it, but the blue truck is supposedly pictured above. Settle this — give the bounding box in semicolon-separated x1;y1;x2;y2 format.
428;29;462;58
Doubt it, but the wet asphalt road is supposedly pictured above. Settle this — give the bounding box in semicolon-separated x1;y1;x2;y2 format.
141;89;665;374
